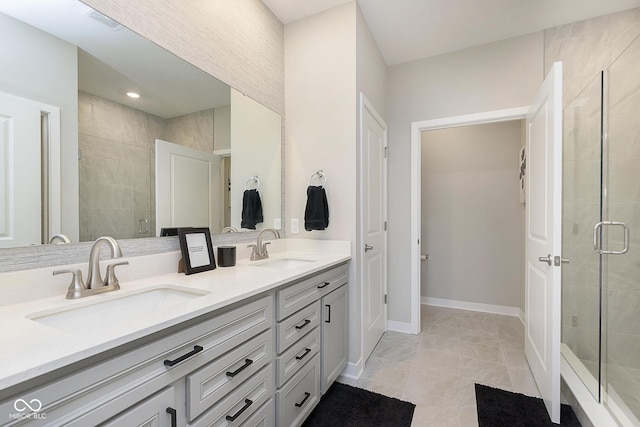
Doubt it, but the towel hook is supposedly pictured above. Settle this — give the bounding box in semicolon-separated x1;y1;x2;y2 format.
245;175;260;191
308;170;327;188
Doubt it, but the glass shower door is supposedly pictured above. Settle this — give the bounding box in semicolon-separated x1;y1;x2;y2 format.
602;33;640;425
561;72;603;401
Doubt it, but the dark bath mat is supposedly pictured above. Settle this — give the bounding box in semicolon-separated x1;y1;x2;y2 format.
475;384;581;426
302;382;415;427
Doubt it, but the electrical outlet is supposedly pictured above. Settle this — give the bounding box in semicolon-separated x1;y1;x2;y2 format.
291;218;299;234
274;218;281;230
572;315;578;327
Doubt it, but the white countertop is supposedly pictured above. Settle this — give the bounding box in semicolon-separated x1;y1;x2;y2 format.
0;239;351;391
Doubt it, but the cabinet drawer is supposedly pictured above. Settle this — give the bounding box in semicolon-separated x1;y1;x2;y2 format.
240;398;275;427
276;328;320;388
275;354;320;427
190;364;274;427
187;330;273;421
101;387;175;427
276;301;320;353
276;263;348;321
0;295;273;427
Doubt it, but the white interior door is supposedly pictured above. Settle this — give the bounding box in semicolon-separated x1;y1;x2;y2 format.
525;62;563;424
360;94;388;362
155;139;220;235
0;92;43;248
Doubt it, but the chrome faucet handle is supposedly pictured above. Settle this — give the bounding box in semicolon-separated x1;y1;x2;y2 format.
53;269;86;299
247;244;259;261
261;241;271;257
105;261;129;289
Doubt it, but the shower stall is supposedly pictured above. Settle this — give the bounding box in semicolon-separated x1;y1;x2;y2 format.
562;33;640;426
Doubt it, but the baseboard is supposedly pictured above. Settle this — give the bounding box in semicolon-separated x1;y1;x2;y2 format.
387;320;412;333
422;296;521;317
339;360;363;381
519;308;525;326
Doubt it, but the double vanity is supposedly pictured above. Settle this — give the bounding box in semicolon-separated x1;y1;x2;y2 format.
0;238;350;426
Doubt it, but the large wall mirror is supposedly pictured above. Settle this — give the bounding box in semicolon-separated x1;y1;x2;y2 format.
0;0;281;250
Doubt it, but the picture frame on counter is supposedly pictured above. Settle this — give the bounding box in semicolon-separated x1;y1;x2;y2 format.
178;227;216;274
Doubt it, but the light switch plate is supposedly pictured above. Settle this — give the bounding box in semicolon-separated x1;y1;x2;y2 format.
291;218;299;234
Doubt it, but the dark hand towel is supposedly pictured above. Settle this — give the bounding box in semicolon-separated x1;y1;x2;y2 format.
304;186;329;231
241;189;263;229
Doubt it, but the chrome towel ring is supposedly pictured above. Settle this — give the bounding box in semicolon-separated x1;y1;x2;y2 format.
245;175;260;190
308;170;327;188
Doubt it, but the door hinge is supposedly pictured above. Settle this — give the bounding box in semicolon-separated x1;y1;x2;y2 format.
384;146;389;158
384;294;388;304
384;221;387;231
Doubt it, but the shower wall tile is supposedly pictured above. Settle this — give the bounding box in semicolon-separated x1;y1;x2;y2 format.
78;92;160;241
164;109;215;153
545;7;640;108
608;114;640;160
607;332;640;370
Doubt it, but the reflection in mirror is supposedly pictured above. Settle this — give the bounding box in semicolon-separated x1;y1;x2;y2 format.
0;0;281;248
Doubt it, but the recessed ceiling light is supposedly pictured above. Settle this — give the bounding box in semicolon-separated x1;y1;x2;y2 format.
126;92;140;99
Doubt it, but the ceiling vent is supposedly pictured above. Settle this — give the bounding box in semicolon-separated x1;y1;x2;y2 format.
85;9;123;31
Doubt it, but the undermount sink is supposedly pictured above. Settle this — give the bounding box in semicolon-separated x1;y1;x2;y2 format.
251;257;316;269
27;286;210;332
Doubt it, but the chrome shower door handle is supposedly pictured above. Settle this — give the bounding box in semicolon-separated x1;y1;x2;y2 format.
593;221;629;255
538;254;552;265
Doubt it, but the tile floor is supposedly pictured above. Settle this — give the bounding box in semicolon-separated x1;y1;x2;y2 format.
339;304;540;426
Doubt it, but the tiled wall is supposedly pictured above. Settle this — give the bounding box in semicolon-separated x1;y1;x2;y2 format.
78;92;216;241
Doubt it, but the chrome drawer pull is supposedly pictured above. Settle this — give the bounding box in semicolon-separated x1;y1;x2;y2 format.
295;347;312;361
164;345;203;367
295;392;311;408
226;358;254;377
166;408;177;427
226;398;253;422
295;319;311;330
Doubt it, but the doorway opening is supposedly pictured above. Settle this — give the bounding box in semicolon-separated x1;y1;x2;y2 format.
420;120;525;316
409;107;529;333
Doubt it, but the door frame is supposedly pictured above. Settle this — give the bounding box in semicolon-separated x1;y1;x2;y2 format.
409;106;529;334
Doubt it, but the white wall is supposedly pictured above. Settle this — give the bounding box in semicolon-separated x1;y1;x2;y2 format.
230;89;282;231
421;121;524;309
386;33;544;324
284;3;357;243
0;13;79;243
284;3;358;367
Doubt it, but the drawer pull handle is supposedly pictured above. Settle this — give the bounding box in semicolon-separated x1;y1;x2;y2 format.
226;358;254;377
295;392;311;408
164;345;204;367
295;347;312;361
166;407;177;427
295;319;311;330
317;281;331;289
226;398;253;422
325;304;331;323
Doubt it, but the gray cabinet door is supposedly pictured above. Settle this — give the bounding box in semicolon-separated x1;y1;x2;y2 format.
101;387;175;427
321;285;348;393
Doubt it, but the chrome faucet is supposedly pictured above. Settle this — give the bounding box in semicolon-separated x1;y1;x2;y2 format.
48;233;71;244
53;236;129;299
248;228;280;261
